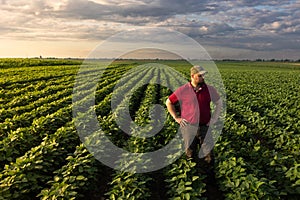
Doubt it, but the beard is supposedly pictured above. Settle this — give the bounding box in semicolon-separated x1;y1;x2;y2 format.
198;80;205;86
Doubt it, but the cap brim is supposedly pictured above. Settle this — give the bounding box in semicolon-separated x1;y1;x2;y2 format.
198;71;208;75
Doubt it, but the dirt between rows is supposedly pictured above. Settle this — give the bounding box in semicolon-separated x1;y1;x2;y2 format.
84;163;224;200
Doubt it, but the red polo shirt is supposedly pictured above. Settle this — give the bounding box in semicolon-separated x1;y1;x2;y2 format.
168;82;220;125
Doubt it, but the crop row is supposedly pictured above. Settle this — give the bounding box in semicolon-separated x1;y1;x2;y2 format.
0;63;135;152
0;63;135;199
215;70;300;199
1;61;299;199
0;122;79;200
0;105;73;169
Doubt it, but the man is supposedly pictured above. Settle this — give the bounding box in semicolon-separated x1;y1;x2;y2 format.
166;65;223;164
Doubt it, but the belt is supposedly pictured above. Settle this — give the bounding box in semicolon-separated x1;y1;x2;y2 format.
188;123;207;127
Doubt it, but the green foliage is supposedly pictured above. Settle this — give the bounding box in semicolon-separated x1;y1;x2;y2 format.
38;144;99;200
0;60;299;199
165;158;207;200
0;58;82;68
0;125;78;199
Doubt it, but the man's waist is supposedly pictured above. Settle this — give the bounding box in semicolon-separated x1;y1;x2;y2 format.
187;122;208;126
181;115;210;125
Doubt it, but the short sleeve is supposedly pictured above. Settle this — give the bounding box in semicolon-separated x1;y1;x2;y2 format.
168;92;178;104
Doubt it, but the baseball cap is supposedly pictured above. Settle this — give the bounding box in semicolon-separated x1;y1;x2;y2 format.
190;65;208;75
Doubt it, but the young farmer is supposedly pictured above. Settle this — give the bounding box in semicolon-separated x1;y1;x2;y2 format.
166;65;223;164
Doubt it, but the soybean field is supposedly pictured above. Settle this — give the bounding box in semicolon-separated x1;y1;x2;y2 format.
0;58;299;200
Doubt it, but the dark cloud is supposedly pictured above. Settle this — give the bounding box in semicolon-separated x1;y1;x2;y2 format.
233;0;288;7
0;0;299;59
56;0;219;24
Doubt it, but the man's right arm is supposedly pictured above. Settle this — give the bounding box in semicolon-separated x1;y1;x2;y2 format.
165;98;187;126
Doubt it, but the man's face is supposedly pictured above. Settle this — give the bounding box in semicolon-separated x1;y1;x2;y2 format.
192;73;205;84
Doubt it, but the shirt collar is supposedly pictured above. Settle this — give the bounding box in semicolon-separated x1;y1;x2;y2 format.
188;82;206;88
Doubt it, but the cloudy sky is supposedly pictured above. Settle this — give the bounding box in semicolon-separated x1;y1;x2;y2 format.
0;0;299;60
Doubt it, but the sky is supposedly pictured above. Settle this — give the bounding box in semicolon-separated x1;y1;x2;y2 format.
0;0;300;60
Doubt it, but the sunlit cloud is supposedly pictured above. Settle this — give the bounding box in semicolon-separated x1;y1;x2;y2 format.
0;0;299;59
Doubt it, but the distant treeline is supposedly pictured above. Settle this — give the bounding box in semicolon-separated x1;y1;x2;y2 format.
218;58;300;62
1;58;299;69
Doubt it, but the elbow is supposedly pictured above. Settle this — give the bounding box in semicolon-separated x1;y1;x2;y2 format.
165;98;171;106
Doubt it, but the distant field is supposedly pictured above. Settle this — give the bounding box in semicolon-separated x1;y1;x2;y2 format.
0;58;299;199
